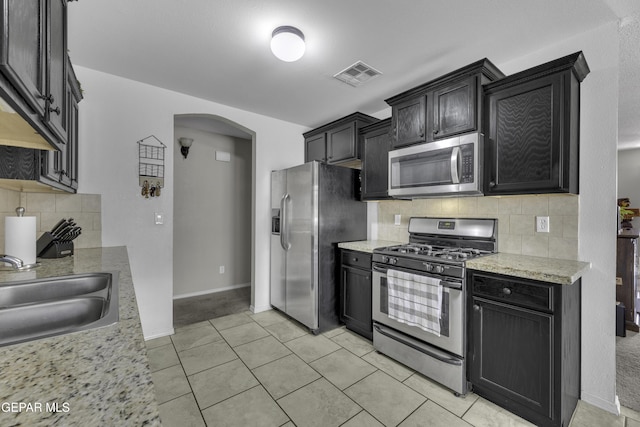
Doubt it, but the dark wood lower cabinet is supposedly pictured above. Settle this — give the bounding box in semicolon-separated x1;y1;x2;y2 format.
340;249;372;340
468;270;581;427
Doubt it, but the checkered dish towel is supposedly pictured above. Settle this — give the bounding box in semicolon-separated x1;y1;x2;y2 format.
387;269;442;336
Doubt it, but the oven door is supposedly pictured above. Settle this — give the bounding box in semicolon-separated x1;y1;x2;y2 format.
388;133;480;197
372;263;465;357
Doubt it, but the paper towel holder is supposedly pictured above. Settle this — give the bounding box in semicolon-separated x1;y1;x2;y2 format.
2;206;40;270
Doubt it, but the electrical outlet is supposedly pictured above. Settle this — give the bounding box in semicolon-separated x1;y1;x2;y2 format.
536;216;550;233
394;214;402;226
219;265;225;274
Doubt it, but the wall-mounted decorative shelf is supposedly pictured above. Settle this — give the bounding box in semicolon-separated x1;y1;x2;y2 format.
137;135;165;198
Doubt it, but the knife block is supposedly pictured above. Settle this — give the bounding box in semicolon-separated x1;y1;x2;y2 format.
36;232;74;258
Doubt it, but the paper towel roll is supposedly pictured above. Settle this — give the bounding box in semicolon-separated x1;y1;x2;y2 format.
5;216;36;266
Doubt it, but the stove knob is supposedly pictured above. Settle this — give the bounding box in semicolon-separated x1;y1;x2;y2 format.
381;256;389;263
422;263;434;272
390;257;398;265
434;265;445;274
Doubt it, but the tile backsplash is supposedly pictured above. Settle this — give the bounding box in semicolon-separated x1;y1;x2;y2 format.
373;194;579;260
0;188;102;253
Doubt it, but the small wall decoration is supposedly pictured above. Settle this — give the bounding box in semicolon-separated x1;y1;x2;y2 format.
137;135;166;198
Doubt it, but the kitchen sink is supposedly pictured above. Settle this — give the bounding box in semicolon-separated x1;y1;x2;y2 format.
0;272;119;347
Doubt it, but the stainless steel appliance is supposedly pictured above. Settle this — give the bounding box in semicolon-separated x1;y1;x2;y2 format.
271;161;367;334
372;217;497;395
388;132;482;198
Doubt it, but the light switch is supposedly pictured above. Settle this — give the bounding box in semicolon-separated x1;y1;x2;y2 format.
154;212;164;225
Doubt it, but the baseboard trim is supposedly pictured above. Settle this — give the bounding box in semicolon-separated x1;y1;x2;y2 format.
144;328;175;341
173;283;250;300
580;392;620;415
251;304;272;314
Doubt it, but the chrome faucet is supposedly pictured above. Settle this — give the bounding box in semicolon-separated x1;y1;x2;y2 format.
0;254;24;269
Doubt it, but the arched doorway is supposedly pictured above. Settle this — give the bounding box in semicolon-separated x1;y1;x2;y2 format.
172;114;255;327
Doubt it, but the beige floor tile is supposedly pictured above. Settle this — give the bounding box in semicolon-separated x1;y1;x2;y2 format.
147;343;180;372
265;319;309;342
400;400;473;426
151;364;191;404
278;378;362;427
157;393;206;427
234;335;292;369
323;326;347;338
189;359;259;410
209;312;254;330
310;348;377;390
285;333;342;363
403;373;478;417
174;320;213;333
201;385;290;427
145;335;172;349
171;323;222;352
331;330;374;357
462;397;536;427
178;340;237;375
219;321;270;347
568;400;624;427
345;370;426;427
250;309;289;327
252;354;321;399
341;410;385;427
362;350;414;381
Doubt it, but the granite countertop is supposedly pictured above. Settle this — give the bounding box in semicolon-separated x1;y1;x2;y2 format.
0;247;160;426
466;253;591;285
338;240;404;254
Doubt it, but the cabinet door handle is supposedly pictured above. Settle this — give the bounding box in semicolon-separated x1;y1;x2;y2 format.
489;180;496;188
502;287;512;295
39;94;54;103
473;304;480;312
433;129;439;135
49;106;61;116
353;257;358;262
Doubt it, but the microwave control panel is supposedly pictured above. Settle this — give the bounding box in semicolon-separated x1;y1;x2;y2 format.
461;143;475;183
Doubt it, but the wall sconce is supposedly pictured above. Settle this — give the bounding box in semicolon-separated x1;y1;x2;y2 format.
178;137;193;159
271;26;305;62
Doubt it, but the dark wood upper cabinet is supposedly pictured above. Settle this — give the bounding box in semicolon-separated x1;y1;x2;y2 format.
0;0;72;152
386;59;504;149
391;96;426;148
432;76;476;139
360;118;393;200
0;0;47;117
44;0;68;143
483;52;589;195
303;112;378;166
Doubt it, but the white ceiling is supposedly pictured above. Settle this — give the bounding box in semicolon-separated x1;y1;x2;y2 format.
67;1;640;147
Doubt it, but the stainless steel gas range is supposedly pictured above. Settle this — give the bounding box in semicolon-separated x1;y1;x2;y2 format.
372;217;497;396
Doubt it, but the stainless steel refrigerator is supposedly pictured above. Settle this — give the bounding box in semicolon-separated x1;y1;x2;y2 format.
270;161;367;334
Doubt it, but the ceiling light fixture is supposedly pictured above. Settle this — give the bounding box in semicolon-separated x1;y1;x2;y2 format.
270;26;305;62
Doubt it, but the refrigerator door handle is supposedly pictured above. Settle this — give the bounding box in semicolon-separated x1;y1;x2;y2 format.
280;194;291;251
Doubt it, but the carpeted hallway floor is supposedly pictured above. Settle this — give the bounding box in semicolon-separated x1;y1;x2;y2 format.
617;330;640;412
173;286;251;328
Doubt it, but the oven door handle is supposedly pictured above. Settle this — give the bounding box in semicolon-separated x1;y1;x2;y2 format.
374;323;462;366
372;265;387;273
441;280;462;290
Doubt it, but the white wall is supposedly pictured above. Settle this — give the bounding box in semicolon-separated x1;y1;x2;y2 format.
497;22;620;413
173;125;252;297
618;148;640;228
75;67;307;338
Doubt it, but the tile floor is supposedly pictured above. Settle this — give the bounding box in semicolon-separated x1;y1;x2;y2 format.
146;310;640;427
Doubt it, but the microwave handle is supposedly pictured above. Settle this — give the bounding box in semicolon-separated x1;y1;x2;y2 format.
450;146;461;184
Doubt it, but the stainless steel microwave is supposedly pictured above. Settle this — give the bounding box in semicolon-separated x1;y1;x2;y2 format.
388;132;482;197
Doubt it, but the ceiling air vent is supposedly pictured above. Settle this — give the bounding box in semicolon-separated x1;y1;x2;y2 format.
333;61;382;87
